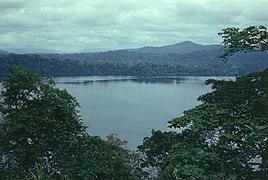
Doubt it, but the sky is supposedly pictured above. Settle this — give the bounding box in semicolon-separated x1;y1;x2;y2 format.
0;0;268;53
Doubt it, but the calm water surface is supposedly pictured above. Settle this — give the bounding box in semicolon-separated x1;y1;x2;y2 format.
55;76;232;150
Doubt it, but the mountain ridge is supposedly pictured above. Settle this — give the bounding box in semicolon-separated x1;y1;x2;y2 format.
0;50;9;54
1;40;267;77
2;41;222;54
126;41;223;54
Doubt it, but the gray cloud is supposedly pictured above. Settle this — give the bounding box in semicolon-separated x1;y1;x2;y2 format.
0;0;267;53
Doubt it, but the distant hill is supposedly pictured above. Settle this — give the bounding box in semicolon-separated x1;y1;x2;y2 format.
126;41;223;54
0;50;9;54
0;41;267;77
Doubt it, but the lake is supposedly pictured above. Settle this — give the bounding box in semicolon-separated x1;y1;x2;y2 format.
55;76;232;150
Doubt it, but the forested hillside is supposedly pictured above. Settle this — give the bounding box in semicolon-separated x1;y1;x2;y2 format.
1;42;268;77
126;41;222;54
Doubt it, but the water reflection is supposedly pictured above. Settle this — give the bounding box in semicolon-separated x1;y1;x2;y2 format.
56;76;189;85
53;76;233;149
132;77;187;84
55;76;215;150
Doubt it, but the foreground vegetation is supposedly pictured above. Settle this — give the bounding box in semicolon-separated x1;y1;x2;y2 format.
0;26;267;179
138;68;268;179
0;66;139;179
137;25;268;179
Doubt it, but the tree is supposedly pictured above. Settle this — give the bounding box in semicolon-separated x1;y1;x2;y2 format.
168;69;268;179
138;68;268;179
218;25;268;58
137;130;181;179
0;66;139;179
137;26;268;179
80;134;138;180
0;66;87;178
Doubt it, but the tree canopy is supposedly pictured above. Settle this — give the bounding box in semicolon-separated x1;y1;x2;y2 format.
0;66;138;179
0;66;86;177
137;25;268;179
1;25;267;179
169;69;268;179
138;69;268;179
219;25;268;58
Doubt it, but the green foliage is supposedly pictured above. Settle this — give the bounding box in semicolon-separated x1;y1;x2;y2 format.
219;25;268;58
80;134;138;180
26;164;54;180
0;66;138;179
1;49;268;78
138;68;268;179
168;69;268;179
0;66;86;178
136;26;268;179
137;130;180;179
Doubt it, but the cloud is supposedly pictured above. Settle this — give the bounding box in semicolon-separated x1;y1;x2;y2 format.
0;0;267;53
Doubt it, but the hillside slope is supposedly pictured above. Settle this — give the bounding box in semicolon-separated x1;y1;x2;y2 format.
126;41;222;54
0;41;267;77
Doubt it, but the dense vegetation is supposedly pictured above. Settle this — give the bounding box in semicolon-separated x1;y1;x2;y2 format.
137;26;268;179
0;53;225;77
218;26;268;58
1;45;268;77
0;26;267;179
0;66;139;179
138;69;268;179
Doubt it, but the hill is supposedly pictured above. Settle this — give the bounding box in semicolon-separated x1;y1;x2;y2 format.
0;41;267;77
126;41;222;54
0;50;9;54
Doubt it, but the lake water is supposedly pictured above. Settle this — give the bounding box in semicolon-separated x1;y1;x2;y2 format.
55;76;231;150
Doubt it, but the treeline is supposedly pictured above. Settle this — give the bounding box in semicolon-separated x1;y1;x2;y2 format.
0;54;222;77
1;52;267;77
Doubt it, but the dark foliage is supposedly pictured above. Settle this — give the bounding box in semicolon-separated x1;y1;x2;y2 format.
0;66;138;179
1;48;268;78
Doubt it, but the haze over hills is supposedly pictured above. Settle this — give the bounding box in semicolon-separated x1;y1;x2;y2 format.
0;41;268;77
0;50;9;54
126;41;223;54
2;48;61;54
1;41;221;55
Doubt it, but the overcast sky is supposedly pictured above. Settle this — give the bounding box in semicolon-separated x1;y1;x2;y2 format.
1;0;268;53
